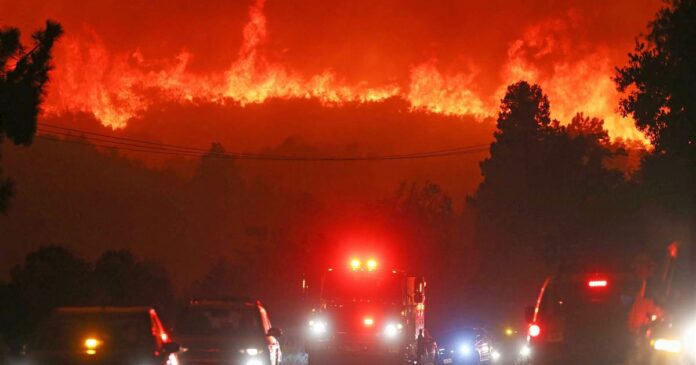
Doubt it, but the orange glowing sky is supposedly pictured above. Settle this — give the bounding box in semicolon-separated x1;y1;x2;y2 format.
5;0;662;141
0;0;668;289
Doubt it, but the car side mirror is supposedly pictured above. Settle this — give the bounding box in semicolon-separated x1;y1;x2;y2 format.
163;342;180;354
524;306;535;323
267;327;283;337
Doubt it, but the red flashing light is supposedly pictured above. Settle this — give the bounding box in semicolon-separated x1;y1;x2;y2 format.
351;259;361;270
350;257;380;271
588;280;608;288
529;324;541;337
668;242;679;259
363;317;374;326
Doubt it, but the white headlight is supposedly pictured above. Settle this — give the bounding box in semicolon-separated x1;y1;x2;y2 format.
519;345;531;357
491;351;501;362
460;344;472;355
385;323;399;337
166;353;179;365
310;320;327;335
654;339;682;353
246;359;263;365
683;323;696;352
245;348;260;356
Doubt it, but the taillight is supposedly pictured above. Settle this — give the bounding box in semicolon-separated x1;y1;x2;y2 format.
529;324;541;337
588;279;608;288
363;317;374;326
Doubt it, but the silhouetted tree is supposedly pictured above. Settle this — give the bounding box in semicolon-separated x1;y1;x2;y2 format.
94;250;175;313
191;143;244;190
471;82;631;262
466;83;645;326
184;142;246;246
615;0;695;156
565;113;626;186
471;82;556;253
374;181;459;274
7;246;92;342
373;181;496;329
190;258;249;297
0;21;62;212
615;0;696;232
0;282;23;353
0;246;177;346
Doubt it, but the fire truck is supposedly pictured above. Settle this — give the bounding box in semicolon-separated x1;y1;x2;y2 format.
305;257;431;365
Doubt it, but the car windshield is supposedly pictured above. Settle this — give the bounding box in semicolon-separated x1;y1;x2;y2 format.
176;305;261;336
32;312;152;351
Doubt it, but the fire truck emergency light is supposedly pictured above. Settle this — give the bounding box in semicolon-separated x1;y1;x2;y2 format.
350;257;379;271
351;259;361;270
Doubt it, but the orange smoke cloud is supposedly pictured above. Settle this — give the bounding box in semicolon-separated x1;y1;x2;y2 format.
42;0;647;143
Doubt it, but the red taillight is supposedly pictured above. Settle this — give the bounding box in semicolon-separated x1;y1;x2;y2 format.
363;317;374;326
588;280;608;288
529;324;541;337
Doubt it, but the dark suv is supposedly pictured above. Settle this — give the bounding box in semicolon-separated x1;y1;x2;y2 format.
25;306;180;365
174;298;282;365
523;273;641;365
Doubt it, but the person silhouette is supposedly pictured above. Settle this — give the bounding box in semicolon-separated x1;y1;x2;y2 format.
416;329;426;364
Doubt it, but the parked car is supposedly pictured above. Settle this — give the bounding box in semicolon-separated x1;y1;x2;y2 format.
437;327;495;365
24;306;180;365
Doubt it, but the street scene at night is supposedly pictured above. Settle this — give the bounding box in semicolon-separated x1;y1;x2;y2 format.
1;0;695;364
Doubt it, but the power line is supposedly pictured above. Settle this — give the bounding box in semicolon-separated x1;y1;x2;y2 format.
38;123;491;158
39;123;213;153
36;123;490;161
36;128;211;156
35;133;490;161
35;127;490;161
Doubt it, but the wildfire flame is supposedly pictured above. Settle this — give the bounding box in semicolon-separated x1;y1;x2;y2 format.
43;0;647;144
